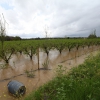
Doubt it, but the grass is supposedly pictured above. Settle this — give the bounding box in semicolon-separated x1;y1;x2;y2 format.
24;52;100;100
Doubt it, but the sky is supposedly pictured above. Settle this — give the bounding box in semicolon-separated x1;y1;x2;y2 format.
0;0;100;38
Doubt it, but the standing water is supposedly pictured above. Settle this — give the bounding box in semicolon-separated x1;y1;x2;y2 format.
0;45;99;100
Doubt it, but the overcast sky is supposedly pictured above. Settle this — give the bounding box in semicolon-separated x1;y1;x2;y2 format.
0;0;100;38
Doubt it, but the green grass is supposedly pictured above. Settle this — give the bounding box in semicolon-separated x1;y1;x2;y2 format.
24;53;100;100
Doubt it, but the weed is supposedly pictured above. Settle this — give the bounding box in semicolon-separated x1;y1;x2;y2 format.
0;64;7;69
56;65;66;77
25;69;35;78
42;59;49;69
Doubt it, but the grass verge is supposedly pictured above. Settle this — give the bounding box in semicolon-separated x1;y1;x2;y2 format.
24;53;100;100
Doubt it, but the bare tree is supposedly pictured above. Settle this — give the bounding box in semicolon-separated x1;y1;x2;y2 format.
44;25;52;38
44;25;48;38
0;13;6;50
0;14;14;64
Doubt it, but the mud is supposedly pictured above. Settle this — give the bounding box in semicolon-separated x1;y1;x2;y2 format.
0;45;99;100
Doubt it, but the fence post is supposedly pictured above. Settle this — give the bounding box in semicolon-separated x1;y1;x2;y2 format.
37;48;39;70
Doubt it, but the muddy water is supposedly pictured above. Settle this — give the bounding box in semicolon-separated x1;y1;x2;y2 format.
0;45;99;100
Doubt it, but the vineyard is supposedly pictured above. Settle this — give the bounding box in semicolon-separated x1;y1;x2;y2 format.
0;38;100;100
0;38;100;65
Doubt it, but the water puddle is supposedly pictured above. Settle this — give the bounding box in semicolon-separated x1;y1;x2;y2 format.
0;46;99;100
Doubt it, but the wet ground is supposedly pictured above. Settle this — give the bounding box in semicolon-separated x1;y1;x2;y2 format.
0;45;99;100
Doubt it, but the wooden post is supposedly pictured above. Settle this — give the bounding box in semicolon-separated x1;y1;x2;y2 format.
37;48;39;70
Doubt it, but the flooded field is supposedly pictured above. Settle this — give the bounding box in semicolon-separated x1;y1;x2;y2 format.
0;46;99;100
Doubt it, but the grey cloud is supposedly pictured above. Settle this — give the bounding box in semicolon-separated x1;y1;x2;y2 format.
1;0;100;38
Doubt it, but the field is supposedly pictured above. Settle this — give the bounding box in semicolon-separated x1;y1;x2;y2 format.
0;38;100;100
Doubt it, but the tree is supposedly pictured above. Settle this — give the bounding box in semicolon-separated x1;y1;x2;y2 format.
88;29;97;38
14;36;21;40
44;25;51;38
0;14;14;64
0;14;6;50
